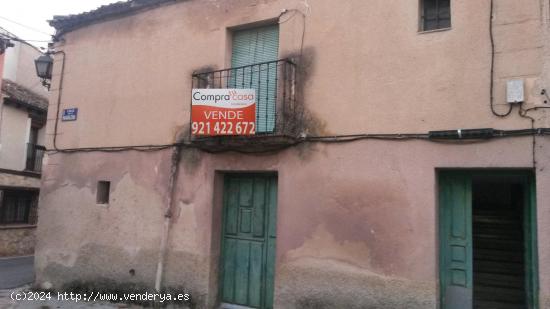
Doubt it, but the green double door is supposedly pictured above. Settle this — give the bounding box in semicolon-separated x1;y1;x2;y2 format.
439;171;538;309
220;174;277;308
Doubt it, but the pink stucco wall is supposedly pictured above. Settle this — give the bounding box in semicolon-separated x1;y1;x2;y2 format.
34;0;550;307
36;136;550;307
44;0;548;149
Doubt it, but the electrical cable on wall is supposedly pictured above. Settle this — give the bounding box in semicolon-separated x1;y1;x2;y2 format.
44;0;550;155
521;89;550;113
50;50;67;152
278;6;307;58
489;0;513;117
46;128;550;155
45;43;550;154
519;104;538;168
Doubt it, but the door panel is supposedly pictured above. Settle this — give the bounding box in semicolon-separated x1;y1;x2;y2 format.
221;175;277;309
265;176;278;308
439;173;473;309
524;176;539;309
222;238;237;301
234;241;252;304
249;242;263;308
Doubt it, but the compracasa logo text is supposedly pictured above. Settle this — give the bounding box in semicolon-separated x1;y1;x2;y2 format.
193;90;254;103
228;90;254;101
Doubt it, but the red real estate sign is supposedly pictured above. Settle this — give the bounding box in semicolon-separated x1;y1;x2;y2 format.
191;89;256;136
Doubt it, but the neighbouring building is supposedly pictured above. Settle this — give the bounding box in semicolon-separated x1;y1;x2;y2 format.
0;28;48;257
35;0;550;308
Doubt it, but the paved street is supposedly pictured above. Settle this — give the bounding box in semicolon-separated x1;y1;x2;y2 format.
0;256;34;290
0;256;184;308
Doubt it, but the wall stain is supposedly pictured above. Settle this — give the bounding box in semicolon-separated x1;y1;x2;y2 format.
285;224;371;269
38;244;209;308
42;151;174;204
180;148;203;175
276;258;436;309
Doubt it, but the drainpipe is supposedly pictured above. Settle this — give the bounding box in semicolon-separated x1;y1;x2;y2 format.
154;145;182;293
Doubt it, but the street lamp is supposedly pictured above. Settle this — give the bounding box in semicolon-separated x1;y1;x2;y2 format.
34;54;53;90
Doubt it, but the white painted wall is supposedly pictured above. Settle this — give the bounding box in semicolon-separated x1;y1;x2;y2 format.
0;29;48;172
37;125;46;146
2;38;47;96
2;42;19;82
0;104;31;170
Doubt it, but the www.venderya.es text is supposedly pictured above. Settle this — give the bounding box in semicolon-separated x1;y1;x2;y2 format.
11;291;190;303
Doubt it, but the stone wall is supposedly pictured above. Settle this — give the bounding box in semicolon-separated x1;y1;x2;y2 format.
0;226;36;256
0;171;40;188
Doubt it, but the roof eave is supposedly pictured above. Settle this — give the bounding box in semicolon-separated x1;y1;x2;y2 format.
49;0;182;37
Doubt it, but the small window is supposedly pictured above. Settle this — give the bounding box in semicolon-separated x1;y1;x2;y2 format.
97;181;110;204
420;0;451;31
0;190;38;225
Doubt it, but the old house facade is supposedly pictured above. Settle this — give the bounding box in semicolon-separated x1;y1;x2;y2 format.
36;0;550;308
0;28;48;256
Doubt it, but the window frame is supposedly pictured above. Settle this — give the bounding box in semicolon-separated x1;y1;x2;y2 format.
0;189;38;225
96;181;111;205
419;0;452;32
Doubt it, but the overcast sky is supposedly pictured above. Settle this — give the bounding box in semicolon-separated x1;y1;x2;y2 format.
0;0;120;49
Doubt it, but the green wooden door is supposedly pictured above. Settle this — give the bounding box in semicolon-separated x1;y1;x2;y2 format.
439;171;539;309
231;25;279;133
524;175;539;309
439;173;473;309
221;174;277;308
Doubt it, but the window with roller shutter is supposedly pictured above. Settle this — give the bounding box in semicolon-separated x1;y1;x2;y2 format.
231;25;279;133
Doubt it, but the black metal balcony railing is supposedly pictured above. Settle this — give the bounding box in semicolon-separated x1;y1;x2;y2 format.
192;59;298;136
25;143;45;173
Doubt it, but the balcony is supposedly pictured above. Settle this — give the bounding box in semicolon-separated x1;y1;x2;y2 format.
25;143;45;174
190;59;299;152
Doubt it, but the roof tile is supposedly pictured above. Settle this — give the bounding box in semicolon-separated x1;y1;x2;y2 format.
50;0;181;36
2;79;48;111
